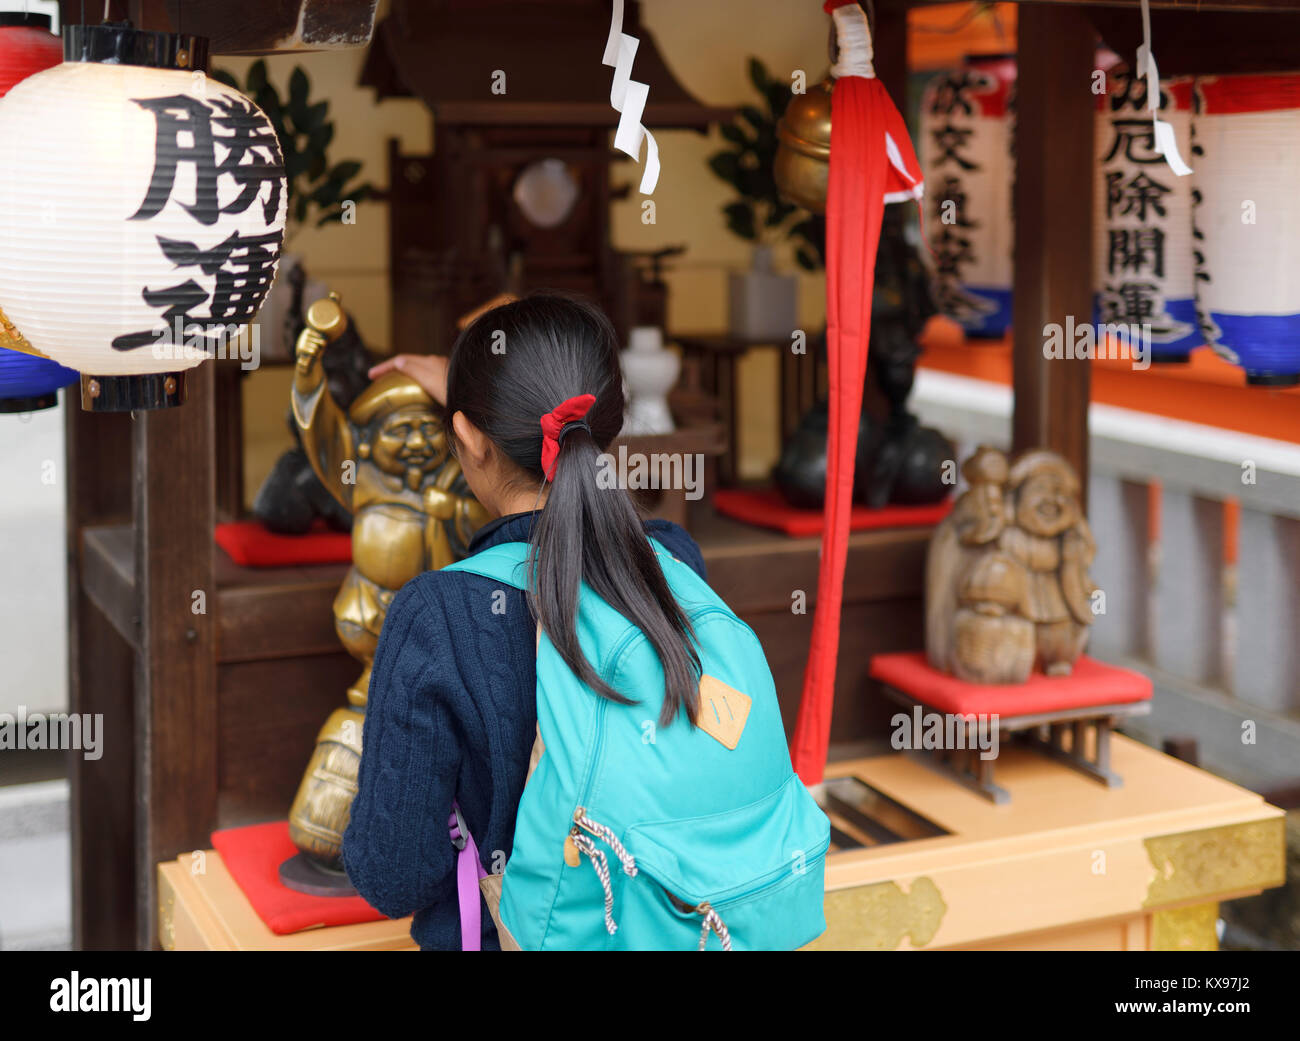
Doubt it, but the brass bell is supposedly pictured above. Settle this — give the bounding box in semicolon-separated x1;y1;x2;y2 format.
774;76;834;215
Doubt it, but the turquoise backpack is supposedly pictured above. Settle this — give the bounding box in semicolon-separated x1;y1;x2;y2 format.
442;537;830;951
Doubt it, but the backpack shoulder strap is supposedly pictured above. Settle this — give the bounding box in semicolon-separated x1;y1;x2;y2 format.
445;535;680;593
441;541;530;590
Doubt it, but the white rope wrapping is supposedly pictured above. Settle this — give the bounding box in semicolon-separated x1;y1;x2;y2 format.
602;0;661;194
830;4;875;80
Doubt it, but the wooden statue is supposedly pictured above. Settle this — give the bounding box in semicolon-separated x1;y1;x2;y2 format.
283;293;488;888
926;446;1097;684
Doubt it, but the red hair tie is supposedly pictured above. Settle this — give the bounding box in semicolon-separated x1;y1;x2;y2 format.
539;393;596;480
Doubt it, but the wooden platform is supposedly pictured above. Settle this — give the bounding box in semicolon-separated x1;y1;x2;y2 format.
807;733;1286;950
157;852;415;951
158;734;1283;951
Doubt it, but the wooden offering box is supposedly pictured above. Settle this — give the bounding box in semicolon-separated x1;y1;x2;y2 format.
807;734;1285;951
158;852;416;951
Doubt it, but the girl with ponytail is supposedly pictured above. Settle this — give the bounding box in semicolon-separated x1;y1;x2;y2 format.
342;293;709;950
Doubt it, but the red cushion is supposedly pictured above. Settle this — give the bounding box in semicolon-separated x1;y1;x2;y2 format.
215;520;352;568
870;652;1152;719
713;487;952;537
210;820;386;935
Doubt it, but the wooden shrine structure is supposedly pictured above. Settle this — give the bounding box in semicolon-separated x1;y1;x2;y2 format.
59;0;1291;949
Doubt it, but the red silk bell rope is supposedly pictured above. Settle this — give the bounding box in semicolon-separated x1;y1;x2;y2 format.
790;0;924;785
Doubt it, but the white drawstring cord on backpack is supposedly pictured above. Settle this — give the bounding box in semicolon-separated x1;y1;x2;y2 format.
570;832;619;935
572;807;734;949
696;902;733;951
570;807;638;936
574;809;638;878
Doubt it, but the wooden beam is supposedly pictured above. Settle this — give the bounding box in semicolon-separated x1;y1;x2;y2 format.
120;0;378;55
1012;4;1094;493
81;526;138;648
914;0;1300;12
132;364;219;949
1089;9;1300;74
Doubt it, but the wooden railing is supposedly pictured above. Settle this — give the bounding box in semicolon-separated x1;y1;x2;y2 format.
910;368;1300;792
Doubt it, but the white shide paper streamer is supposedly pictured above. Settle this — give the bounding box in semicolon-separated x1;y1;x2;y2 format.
1137;0;1191;177
602;0;660;194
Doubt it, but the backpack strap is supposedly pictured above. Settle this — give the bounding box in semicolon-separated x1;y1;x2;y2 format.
443;537;679;591
448;801;489;951
441;542;530;590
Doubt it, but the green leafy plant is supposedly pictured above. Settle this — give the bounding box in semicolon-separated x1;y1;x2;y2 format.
213;61;374;237
708;57;825;271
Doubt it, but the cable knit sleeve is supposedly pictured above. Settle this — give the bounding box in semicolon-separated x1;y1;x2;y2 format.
342;578;460;924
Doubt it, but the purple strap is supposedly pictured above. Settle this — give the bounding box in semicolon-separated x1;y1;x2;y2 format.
449;801;489;951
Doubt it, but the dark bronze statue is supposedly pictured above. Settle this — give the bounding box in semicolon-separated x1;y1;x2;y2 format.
252;308;375;534
774;212;955;509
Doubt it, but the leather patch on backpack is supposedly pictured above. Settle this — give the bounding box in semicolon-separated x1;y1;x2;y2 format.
696;675;751;750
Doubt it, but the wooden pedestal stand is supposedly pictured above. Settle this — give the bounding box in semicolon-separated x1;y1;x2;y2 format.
806;734;1284;951
880;684;1153;804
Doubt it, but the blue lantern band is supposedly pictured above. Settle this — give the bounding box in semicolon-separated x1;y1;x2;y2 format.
0;346;78;413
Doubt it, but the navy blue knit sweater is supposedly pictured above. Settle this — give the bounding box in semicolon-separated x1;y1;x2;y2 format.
341;510;706;950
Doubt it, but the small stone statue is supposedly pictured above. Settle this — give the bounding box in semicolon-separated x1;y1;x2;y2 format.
926;446;1098;684
283;293;488;888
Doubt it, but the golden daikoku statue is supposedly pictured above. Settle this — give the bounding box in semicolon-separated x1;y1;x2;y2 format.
282;294;488;891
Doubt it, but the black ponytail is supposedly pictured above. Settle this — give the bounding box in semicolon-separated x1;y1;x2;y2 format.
445;293;701;726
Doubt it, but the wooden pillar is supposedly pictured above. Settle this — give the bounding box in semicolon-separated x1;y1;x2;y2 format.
871;0;909;110
864;0;910;425
66;405;134;950
131;364;220;948
213;362;244;521
1012;6;1095;495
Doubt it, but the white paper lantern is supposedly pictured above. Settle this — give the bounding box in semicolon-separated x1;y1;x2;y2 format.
1193;73;1300;387
0;25;286;408
1093;68;1200;363
919;55;1016;339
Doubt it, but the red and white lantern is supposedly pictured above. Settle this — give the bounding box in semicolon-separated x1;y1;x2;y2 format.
1093;67;1200;362
0;23;287;409
0;12;78;413
919;54;1015;338
1193;73;1300;387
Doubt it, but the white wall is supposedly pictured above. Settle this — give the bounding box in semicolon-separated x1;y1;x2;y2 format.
0;395;68;716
